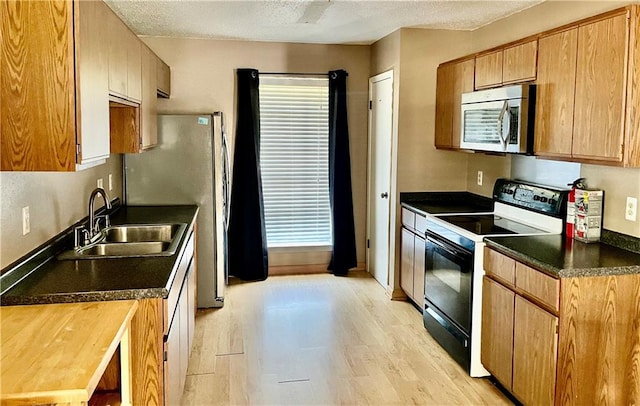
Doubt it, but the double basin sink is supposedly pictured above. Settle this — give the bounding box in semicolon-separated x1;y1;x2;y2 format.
58;223;187;260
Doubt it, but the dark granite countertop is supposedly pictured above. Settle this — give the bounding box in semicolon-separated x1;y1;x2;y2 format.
400;191;494;215
484;234;640;278
1;205;198;305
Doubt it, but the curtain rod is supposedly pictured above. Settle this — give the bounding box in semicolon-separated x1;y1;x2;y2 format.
261;72;328;76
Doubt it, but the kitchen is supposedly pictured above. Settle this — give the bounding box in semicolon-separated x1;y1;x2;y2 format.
2;0;640;405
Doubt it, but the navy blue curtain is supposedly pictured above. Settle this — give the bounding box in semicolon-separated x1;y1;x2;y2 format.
228;68;268;281
327;70;357;276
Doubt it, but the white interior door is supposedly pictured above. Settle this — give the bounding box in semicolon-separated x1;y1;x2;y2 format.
367;71;393;287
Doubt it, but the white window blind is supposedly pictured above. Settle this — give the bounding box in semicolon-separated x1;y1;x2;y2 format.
259;76;331;247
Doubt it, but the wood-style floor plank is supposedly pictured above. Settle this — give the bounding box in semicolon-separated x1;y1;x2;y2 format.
181;271;511;405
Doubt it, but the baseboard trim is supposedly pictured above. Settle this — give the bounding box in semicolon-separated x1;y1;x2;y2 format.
269;261;367;276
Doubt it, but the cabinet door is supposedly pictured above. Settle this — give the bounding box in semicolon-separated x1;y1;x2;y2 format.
481;277;515;390
126;30;142;102
1;1;77;171
412;235;425;305
451;59;475;149
502;40;538;84
157;57;171;97
178;278;190;399
512;296;558;406
141;45;158;149
400;228;415;301
475;51;503;89
573;13;628;162
434;63;454;148
534;29;578;158
165;308;181;406
76;0;110;166
187;258;196;355
108;10;128;98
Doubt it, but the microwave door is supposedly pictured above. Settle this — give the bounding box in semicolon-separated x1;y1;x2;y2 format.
460;99;522;153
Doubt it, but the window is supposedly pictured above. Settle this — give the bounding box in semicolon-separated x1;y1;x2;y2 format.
259;76;331;247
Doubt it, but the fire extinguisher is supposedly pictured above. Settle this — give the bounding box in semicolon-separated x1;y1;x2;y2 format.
566;178;586;238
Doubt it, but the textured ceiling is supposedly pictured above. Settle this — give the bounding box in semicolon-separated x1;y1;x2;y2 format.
105;0;545;45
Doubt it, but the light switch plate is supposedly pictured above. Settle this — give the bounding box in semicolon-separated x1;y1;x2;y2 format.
108;174;113;191
625;197;637;221
477;171;483;186
97;178;103;189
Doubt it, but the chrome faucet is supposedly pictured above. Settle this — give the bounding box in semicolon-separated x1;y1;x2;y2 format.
89;187;112;238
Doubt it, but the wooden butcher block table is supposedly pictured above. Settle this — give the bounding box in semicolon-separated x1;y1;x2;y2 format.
1;300;138;405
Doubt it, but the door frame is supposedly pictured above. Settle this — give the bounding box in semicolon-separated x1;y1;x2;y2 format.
366;69;395;289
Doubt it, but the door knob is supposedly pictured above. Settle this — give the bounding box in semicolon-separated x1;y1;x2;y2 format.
380;192;388;198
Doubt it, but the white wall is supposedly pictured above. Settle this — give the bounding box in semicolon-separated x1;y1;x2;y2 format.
0;156;123;269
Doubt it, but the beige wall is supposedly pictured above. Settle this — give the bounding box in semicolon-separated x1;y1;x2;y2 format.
463;0;640;237
143;37;371;265
0;156;123;269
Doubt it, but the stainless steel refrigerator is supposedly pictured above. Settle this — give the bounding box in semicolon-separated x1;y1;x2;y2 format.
125;113;229;308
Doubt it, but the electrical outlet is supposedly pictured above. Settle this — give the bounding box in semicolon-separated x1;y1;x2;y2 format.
97;178;103;189
22;206;30;235
477;171;483;186
625;197;638;221
108;174;113;191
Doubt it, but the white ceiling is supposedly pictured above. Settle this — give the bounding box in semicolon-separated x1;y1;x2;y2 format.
105;0;544;45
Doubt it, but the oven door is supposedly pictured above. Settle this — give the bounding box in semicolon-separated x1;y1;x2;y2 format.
424;231;474;333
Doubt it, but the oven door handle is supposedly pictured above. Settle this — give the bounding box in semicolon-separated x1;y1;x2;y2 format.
427;236;468;259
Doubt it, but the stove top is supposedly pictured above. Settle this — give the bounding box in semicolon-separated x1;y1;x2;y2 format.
435;214;548;236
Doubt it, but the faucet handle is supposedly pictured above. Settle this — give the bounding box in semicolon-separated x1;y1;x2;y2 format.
74;226;90;249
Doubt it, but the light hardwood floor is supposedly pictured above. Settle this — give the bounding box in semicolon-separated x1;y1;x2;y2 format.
181;270;511;405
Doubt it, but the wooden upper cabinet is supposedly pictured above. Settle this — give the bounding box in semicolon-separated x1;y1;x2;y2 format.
126;30;142;103
434;63;455;149
475;51;503;89
435;58;474;149
452;59;475;148
107;9;128;99
502;40;537;84
573;13;628;163
141;45;158;150
107;6;142;103
1;0;110;171
157;57;171;98
534;29;578;158
476;41;537;90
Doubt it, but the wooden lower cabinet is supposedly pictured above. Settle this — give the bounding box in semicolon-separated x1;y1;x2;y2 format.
512;296;558;406
481;277;514;389
400;227;415;299
130;229;196;405
400;226;425;305
482;247;640;405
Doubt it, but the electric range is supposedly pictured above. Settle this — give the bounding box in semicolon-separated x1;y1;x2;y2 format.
422;179;568;377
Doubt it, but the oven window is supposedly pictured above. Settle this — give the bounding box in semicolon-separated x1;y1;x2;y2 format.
425;237;473;332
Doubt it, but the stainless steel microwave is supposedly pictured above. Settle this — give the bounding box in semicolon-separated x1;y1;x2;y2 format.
460;84;535;154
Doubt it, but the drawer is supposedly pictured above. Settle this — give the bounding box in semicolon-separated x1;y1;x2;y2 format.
401;207;416;229
515;262;559;312
484;247;515;287
414;213;427;235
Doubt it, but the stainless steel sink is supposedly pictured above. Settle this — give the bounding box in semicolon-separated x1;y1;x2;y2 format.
58;223;187;260
103;224;184;243
80;242;171;256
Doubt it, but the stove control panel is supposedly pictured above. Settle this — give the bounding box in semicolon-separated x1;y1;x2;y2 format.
493;178;569;217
